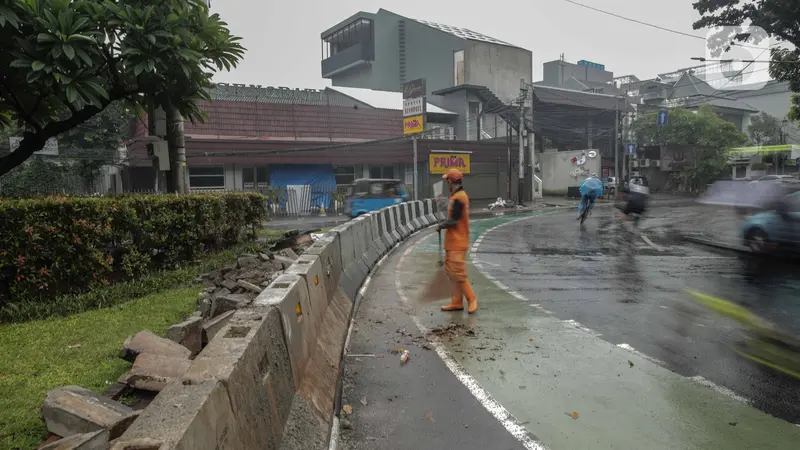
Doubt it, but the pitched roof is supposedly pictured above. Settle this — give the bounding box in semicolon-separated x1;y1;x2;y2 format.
413;19;516;48
667;72;716;99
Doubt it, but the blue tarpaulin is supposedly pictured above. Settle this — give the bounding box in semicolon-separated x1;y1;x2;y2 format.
579;177;603;197
268;164;336;211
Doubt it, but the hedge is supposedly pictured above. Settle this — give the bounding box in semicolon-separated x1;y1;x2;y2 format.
0;192;266;306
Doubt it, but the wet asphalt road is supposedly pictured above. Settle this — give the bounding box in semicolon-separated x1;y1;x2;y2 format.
475;204;800;424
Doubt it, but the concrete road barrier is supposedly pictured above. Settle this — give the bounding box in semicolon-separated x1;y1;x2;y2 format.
109;198;443;450
424;199;438;224
253;274;314;386
302;234;341;301
378;209;396;248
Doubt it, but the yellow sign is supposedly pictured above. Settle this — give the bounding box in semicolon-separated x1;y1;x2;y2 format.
429;153;471;174
403;115;424;135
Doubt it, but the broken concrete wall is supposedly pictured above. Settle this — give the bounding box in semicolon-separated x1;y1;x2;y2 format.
106;200;442;450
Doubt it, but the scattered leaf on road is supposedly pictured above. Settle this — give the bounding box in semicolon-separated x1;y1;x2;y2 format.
628;360;634;368
342;405;353;415
566;411;579;420
529;338;534;342
360;397;368;406
425;411;436;423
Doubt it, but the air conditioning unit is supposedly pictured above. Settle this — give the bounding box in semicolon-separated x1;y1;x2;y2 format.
632;161;639;168
653;160;661;167
642;159;650;167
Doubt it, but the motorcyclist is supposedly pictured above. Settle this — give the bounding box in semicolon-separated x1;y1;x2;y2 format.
578;173;603;219
617;177;649;227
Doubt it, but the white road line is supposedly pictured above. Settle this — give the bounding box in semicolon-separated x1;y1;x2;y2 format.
640;234;666;252
473;214;756;409
396;240;547;450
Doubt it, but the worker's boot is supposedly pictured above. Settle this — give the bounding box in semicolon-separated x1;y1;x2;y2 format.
462;281;478;314
441;295;464;311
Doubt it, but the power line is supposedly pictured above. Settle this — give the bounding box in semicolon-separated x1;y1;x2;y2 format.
557;0;775;51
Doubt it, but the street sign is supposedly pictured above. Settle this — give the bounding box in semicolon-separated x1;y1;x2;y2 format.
625;144;636;156
657;110;669;126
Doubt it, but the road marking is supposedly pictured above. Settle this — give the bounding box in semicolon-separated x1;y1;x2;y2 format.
689;376;751;404
616;343;666;366
640;234;666;252
396;241;548;450
473;214;757;410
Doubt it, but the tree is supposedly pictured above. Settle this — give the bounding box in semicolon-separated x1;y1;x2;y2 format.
631;105;748;189
693;0;800;120
748;111;783;146
0;0;244;178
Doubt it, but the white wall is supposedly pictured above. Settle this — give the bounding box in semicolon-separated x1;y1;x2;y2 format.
540;149;602;195
465;41;532;103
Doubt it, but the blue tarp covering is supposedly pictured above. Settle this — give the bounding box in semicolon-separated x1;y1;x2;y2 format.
268;164;336;210
579;177;603;197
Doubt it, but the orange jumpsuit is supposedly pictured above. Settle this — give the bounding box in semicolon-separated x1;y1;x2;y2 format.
441;187;478;313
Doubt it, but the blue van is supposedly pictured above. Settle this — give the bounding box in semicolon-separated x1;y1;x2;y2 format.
344;178;409;218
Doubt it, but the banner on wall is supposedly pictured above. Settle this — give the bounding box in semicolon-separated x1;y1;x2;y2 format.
429;152;471;174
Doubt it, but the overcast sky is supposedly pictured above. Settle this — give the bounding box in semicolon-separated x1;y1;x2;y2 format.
210;0;734;88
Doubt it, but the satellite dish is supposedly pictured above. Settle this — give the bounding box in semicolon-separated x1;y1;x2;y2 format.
587;150;597;158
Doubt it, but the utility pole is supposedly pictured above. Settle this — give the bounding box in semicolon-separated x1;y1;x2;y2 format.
529;87;536;203
412;137;418;200
518;79;527;205
614;100;620;199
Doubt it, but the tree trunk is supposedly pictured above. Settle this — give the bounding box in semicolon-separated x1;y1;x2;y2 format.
164;103;187;194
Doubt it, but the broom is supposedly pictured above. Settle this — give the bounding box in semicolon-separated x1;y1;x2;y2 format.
416;229;453;304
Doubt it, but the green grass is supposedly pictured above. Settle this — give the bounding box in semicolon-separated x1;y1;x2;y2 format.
0;285;200;450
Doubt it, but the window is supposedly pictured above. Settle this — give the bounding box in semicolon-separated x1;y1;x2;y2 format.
369;165;394;179
334;165;355;185
189;166;225;189
454;50;465;85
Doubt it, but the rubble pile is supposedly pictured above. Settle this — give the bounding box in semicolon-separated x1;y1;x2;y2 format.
37;230;318;448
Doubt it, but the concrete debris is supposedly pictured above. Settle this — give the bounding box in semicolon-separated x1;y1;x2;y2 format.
202;310;235;344
41;386;139;440
119;331;191;363
236;255;259;270
209;293;253;318
165;317;203;355
39;429;109;450
236;279;262;293
273;255;296;270
119;354;192;392
277;248;299;260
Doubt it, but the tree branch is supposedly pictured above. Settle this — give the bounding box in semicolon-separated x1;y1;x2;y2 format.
0;104;102;177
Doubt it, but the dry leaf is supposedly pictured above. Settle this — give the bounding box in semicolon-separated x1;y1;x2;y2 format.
342;405;353;415
425;411;436;423
529;338;534;343
566;411;579;420
628;360;634;368
360;397;368;406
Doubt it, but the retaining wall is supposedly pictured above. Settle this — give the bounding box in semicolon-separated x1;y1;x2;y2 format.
109;200;442;450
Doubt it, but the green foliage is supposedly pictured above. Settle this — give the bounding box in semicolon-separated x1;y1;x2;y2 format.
0;156;88;196
693;0;800;120
0;0;244;176
0;192;266;310
631;105;748;188
748;112;783;146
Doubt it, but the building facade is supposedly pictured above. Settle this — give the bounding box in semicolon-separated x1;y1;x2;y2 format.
320;9;533;141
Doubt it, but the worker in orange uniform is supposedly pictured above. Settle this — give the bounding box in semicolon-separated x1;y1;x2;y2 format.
437;168;478;314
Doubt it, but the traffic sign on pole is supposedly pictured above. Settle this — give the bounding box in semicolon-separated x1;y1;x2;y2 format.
657;110;669;127
625;144;636;156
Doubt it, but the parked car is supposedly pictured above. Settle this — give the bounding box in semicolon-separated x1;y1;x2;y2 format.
344;178;408;218
741;191;800;254
624;176;649;190
603;177;617;198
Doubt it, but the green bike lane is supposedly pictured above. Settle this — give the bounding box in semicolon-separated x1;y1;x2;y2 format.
400;211;800;450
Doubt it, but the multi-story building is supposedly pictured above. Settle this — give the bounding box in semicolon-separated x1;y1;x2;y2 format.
320;9;533;140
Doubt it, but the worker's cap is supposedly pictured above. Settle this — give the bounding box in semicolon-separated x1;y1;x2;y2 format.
442;168;463;182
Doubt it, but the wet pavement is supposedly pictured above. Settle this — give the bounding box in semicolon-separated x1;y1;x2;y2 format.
340;205;800;450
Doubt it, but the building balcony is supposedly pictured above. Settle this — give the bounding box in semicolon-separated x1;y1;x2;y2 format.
321;42;374;78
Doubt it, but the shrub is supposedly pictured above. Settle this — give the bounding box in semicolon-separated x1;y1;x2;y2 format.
0;192;266;306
